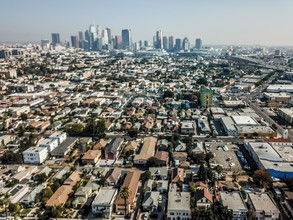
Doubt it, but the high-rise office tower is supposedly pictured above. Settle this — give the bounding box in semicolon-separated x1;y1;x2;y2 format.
51;33;60;45
106;28;112;44
182;37;190;51
144;40;149;47
175;38;182;52
168;36;174;51
122;29;132;50
71;36;79;48
155;30;163;49
139;40;143;49
195;38;202;49
114;35;122;49
89;25;97;49
163;36;169;50
101;30;108;46
85;30;90;42
78;31;84;41
96;25;101;38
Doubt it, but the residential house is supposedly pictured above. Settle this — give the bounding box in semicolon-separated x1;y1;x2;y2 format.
133;137;157;165
92;188;118;219
8;184;29;204
157;139;169;151
12;166;38;182
63;171;81;186
104;138;123;160
93;138;108;150
20;184;45;208
149;167;168;180
124;140;138;152
145;179;168;194
46;185;73;208
173;152;188;162
142;191;160;212
81;150;101;165
154;151;169;166
106;167;122;187
72;187;92;209
171;168;185;185
194;184;213;208
53;166;71;181
114;170;141;214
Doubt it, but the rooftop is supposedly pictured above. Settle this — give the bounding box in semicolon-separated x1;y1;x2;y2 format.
248;193;279;213
168;184;190;212
220;192;247;212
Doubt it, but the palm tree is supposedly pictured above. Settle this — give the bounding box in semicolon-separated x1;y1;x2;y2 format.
119;186;131;216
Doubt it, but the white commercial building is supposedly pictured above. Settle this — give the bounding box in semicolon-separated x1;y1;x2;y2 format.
48;131;67;145
267;84;293;93
23;146;48;164
167;184;191;220
92;188;117;219
220;116;237;136
220;192;248;220
277;108;293;124
38;138;58;152
248;193;280;220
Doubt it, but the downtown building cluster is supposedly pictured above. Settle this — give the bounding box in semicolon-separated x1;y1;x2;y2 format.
41;25;202;52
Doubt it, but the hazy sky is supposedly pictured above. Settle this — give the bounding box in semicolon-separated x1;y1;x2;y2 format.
1;0;293;45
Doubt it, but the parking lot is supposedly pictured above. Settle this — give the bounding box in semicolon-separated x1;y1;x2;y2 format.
206;142;243;171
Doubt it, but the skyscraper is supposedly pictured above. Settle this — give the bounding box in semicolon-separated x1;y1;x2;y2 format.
106;28;112;44
163;36;168;50
51;33;60;45
114;35;122;49
78;31;84;41
71;36;79;48
122;29;132;50
168;36;174;51
182;37;190;51
175;38;182;52
89;25;97;49
155;30;163;49
195;38;202;49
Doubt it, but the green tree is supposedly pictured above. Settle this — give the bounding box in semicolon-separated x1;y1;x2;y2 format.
119;186;131;216
64;123;85;136
147;156;161;167
51;205;63;218
127;128;139;138
145;170;151;181
99;175;107;187
35;173;48;183
253;169;272;188
8;202;21;215
197;164;207;181
20;113;28;121
189;182;197;194
215;165;223;184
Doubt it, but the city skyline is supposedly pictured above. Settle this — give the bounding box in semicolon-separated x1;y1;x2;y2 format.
1;0;293;46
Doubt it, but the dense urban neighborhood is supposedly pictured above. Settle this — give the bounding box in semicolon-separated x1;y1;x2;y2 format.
0;42;293;220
